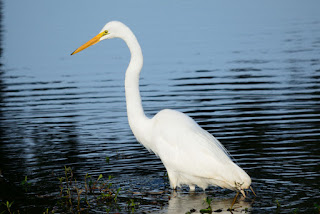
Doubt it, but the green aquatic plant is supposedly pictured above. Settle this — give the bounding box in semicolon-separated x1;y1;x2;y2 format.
20;176;31;192
275;199;281;213
200;197;213;213
2;201;14;214
127;199;139;213
185;208;196;214
105;156;110;164
74;186;83;212
58;176;65;197
42;208;55;214
57;165;123;213
114;187;121;203
2;161;169;214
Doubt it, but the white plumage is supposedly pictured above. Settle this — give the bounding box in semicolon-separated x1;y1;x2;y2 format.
71;21;253;196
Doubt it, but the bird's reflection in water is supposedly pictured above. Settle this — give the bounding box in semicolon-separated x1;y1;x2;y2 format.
162;191;251;214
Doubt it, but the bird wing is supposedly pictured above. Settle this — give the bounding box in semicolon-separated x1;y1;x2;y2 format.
151;109;235;179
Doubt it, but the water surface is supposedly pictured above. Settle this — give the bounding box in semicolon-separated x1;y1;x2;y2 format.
1;1;320;213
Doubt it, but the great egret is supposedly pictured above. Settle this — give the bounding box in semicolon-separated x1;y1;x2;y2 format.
71;21;255;199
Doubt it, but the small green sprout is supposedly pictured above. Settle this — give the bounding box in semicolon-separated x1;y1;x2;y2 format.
106;156;110;164
21;175;31;192
200;197;212;213
2;201;14;214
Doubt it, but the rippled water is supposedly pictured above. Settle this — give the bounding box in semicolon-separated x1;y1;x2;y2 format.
1;1;320;213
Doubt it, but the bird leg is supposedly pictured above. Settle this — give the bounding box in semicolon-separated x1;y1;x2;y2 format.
250;186;257;197
230;191;239;209
240;189;246;198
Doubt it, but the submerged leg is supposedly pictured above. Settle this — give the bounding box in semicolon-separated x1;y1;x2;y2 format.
250;186;257;197
167;170;178;190
230;191;239;209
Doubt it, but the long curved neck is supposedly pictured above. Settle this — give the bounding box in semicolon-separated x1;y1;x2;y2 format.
122;27;149;142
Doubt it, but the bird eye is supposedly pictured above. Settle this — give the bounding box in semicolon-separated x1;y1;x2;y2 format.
104;30;108;34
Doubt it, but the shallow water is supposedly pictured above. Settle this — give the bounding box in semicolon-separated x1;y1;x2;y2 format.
1;1;320;213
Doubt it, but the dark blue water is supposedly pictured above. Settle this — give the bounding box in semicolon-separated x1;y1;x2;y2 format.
1;1;320;213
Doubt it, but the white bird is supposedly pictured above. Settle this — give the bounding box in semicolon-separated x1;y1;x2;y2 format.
71;21;255;199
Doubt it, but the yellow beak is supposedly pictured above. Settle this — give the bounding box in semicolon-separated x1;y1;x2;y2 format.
71;32;104;55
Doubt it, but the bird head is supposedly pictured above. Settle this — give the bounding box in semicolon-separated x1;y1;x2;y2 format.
234;171;253;197
71;21;125;55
